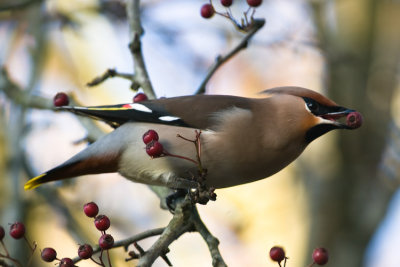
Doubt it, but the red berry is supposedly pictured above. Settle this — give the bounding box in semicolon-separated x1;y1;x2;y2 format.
9;222;25;239
269;246;285;263
143;129;159;144
0;226;4;240
247;0;262;7
146;140;164;158
41;247;57;262
312;247;329;265
99;234;114;250
59;257;75;267
221;0;233;7
78;244;93;259
53;92;69;107
200;4;214;18
133;93;148;103
83;202;99;218
346;111;363;129
94;215;111;231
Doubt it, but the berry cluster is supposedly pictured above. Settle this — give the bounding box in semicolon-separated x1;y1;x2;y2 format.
143;129;164;158
142;129;217;206
269;246;329;267
200;0;263;31
83;201;114;252
40;201;114;266
0;222;36;266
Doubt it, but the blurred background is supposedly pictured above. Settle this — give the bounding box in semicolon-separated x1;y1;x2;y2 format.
0;0;399;266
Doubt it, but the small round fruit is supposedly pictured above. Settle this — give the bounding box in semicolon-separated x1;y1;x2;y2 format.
346;111;363;129
221;0;233;7
9;222;25;239
0;226;4;241
269;246;285;263
133;93;148;103
200;4;214;19
143;129;159;144
94;215;111;231
78;244;93;260
41;247;57;262
312;247;329;265
99;234;114;250
146;140;164;158
53;92;69;107
83;202;99;218
247;0;262;7
59;257;74;267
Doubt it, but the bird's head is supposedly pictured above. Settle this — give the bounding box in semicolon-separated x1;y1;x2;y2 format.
262;87;363;143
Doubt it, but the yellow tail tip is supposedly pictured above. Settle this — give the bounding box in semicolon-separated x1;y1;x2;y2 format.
24;173;46;190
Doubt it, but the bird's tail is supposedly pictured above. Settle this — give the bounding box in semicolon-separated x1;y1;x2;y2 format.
24;149;120;190
24;172;60;190
24;162;82;190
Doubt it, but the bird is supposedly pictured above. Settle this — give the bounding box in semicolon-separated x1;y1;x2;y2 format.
24;86;362;191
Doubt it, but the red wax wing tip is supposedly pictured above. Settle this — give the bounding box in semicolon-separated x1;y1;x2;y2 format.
122;104;132;108
346;112;363;129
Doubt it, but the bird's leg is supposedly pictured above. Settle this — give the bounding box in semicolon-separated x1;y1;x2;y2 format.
166;188;187;212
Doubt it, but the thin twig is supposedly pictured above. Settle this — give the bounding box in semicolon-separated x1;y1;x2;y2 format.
195;18;265;94
87;68;133;87
106;250;113;267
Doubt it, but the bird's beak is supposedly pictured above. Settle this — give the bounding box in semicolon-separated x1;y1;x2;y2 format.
320;108;363;130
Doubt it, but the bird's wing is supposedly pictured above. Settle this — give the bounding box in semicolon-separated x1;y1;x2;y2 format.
58;94;253;129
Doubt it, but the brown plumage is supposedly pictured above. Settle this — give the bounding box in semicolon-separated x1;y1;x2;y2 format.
24;87;362;190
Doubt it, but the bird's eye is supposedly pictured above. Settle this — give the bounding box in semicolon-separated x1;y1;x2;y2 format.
307;102;318;111
304;98;319;113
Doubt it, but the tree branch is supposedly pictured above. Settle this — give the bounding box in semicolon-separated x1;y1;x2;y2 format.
136;199;193;266
126;0;156;99
192;208;227;267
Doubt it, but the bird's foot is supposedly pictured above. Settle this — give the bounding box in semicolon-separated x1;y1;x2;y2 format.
190;186;217;205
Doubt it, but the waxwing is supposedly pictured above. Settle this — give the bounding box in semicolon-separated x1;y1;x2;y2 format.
24;87;363;190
